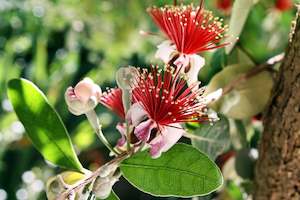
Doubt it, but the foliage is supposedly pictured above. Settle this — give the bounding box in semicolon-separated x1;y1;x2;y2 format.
0;0;297;199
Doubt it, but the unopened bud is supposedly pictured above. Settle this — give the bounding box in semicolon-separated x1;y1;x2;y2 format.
65;78;102;115
116;66;139;90
46;171;86;200
46;175;67;200
92;176;112;199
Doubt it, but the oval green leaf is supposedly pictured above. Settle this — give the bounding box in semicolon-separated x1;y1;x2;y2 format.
225;0;256;54
120;143;223;197
191;114;230;160
205;64;274;119
7;78;83;171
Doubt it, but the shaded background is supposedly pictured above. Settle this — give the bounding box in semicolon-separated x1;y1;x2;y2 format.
0;0;296;199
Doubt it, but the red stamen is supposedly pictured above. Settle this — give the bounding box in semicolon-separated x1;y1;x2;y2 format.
100;88;125;119
148;0;229;54
131;65;211;126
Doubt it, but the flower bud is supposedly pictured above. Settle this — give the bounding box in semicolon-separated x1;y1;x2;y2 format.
46;175;68;200
116;66;139;90
46;171;86;200
92;176;112;199
65;78;102;115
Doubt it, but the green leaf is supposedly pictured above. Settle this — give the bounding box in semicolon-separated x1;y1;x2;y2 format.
205;64;274;119
7;78;83;171
120;143;223;197
225;0;257;54
191;115;230;160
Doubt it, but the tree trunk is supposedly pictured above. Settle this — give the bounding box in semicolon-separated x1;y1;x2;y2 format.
254;10;300;200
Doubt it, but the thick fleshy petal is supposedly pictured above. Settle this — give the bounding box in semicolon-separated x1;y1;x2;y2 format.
174;54;190;68
203;88;223;104
155;40;177;63
134;119;156;142
149;123;184;158
186;54;205;85
116;123;126;147
65;87;98;116
127;103;148;127
74;78;102;103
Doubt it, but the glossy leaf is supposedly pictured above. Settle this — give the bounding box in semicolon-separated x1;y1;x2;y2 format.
225;0;256;54
205;64;274;119
120;143;223;197
192;115;230;160
7;78;83;171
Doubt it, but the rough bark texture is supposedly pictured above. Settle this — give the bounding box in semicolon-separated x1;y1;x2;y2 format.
254;10;300;200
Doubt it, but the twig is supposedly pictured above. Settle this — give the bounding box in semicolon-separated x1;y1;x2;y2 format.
58;152;130;200
222;54;284;96
86;110;119;155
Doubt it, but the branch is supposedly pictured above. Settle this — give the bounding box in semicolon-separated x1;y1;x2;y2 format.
58;152;131;200
222;53;284;95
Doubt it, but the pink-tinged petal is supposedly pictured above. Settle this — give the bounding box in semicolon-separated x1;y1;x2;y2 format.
155;40;177;63
174;54;190;68
74;78;102;103
149;135;164;159
186;54;205;85
134;119;156;142
203;88;223;104
127;103;148;127
116;123;126;147
149;123;184;158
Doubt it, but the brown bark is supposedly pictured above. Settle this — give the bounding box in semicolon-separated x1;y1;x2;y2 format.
254;10;300;200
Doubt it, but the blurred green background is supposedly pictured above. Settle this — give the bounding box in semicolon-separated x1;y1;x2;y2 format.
0;0;296;199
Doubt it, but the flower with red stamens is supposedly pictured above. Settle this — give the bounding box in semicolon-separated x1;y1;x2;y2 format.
147;0;229;84
99;66;222;157
216;0;232;12
127;65;222;158
275;0;293;11
100;88;125;119
148;1;228;54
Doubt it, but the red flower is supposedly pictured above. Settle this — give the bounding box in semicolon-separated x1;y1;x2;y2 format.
131;66;214;126
216;0;232;12
147;0;228;55
275;0;293;11
100;88;125;119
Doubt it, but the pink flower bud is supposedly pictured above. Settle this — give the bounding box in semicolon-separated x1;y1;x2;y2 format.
65;78;102;115
74;78;102;103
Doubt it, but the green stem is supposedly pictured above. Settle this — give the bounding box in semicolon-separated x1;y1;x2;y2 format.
86;110;119;155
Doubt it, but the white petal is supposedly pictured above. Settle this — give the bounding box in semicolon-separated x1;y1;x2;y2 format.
155;40;177;63
203;88;223;104
149;123;184;158
127;102;148;127
174;54;190;68
186;54;205;85
134;119;155;142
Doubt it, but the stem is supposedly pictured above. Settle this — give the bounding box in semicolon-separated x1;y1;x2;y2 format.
121;89;132;150
85;110;118;155
222;53;284;96
58;152;130;200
